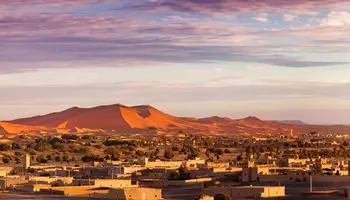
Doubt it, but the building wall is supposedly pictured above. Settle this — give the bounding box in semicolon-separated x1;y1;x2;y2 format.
123;166;146;174
0;178;28;189
146;160;183;169
0;171;7;177
231;187;265;197
261;187;285;198
208;162;230;168
40;186;109;196
213;167;242;173
186;158;206;168
139;179;168;188
203;186;285;198
29;177;73;184
108;188;162;200
242;167;258;182
73;179;134;188
94;179;134;188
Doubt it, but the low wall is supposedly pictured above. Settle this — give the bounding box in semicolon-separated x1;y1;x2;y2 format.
40;186;109;196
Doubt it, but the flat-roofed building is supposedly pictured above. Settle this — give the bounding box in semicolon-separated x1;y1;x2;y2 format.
108;187;163;200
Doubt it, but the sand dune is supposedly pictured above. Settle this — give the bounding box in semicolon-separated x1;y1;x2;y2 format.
0;122;47;134
2;103;350;135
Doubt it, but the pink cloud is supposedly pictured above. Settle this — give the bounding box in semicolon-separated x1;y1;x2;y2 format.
127;0;350;14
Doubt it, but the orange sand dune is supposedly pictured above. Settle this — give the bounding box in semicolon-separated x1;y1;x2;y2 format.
4;103;350;135
0;122;48;134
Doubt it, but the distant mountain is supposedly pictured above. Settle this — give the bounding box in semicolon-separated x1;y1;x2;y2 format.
272;120;309;126
1;104;350;135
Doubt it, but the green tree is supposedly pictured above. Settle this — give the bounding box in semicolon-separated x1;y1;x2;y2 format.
164;149;175;159
136;150;145;157
12;142;21;150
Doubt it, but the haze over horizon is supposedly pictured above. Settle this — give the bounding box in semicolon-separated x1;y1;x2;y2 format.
1;0;350;124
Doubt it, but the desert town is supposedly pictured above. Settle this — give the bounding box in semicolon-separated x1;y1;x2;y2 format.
1;126;350;200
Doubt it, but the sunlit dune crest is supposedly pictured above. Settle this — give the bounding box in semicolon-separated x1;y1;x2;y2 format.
1;104;350;135
0;122;47;134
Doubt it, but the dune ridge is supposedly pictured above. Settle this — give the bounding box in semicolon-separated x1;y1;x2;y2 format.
1;104;350;135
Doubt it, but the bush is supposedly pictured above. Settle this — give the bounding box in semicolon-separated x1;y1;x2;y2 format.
0;144;11;151
36;155;48;163
63;154;71;162
224;149;231;153
2;157;10;163
12;142;21;150
81;155;103;162
55;155;63;162
172;146;180;151
62;134;80;140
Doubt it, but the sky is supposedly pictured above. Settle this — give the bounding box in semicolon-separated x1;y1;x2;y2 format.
1;0;350;124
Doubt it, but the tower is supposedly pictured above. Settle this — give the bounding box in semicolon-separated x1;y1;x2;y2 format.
25;153;31;169
290;129;293;138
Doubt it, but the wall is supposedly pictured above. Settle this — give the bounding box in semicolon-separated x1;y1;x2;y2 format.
146;160;183;169
242;167;258;182
123;166;146;174
29;177;73;184
94;179;134;188
108;188;162;200
186;158;206;168
0;178;28;189
73;179;134;188
139;179;168;188
40;186;109;196
262;187;285;198
207;162;229;168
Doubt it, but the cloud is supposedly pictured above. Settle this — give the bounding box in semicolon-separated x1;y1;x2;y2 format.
1;1;350;74
252;17;269;22
283;14;297;21
1;13;349;74
184;67;224;75
122;0;350;14
321;11;350;26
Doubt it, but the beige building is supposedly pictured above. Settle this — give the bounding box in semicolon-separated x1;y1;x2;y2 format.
203;186;285;198
242;167;269;182
108;187;163;200
73;179;135;188
186;157;206;168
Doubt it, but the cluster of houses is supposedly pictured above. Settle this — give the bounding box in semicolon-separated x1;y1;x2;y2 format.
2;153;350;199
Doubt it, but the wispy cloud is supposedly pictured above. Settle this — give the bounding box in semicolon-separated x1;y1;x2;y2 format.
121;0;350;14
